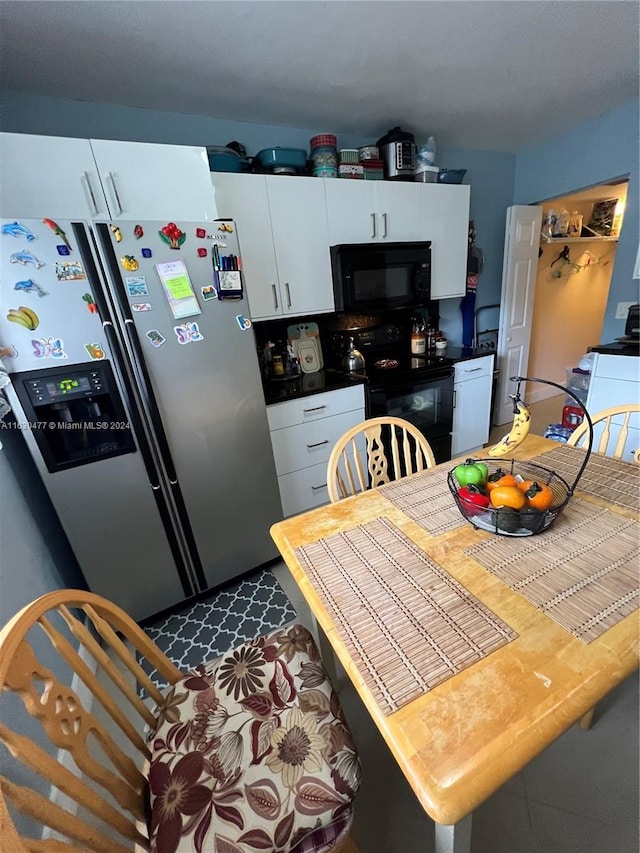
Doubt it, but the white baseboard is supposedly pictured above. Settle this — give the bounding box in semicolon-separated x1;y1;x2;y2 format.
525;385;564;405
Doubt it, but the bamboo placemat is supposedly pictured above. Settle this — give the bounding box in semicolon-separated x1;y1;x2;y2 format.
529;444;640;512
295;517;516;715
379;466;465;536
465;498;639;643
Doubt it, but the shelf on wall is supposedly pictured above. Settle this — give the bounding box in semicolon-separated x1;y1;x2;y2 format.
540;234;618;244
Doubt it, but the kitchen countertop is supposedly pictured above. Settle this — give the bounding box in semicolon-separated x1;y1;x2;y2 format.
263;369;367;405
262;347;495;405
589;340;640;357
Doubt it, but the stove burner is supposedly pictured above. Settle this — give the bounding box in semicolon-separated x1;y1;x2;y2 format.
374;358;399;370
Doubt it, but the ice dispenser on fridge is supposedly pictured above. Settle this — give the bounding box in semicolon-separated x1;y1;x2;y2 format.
11;361;135;473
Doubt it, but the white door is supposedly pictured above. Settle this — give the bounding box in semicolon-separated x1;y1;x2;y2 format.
495;205;543;425
267;176;334;316
324;180;379;244
213;173;281;319
0;133;109;219
89;139;217;220
375;182;426;241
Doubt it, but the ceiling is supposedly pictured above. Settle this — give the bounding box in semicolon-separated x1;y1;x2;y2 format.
1;1;638;153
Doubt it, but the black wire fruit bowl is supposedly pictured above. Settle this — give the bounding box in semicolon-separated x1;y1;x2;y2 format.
447;376;594;537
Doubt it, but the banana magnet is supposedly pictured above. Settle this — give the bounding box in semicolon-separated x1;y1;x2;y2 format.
6;305;39;331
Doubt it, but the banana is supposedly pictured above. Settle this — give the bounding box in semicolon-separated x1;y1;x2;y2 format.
487;396;531;457
18;305;39;330
7;309;32;329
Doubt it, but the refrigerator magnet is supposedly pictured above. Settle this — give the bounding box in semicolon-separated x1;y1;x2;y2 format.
0;345;18;360
195;227;206;239
236;314;252;331
146;330;166;348
217;270;243;300
133;224;144;239
14;279;48;298
55;261;86;281
31;337;67;359
141;248;152;258
82;293;98;314
125;277;149;296
174;322;204;345
7;306;39;330
110;225;123;243
197;247;208;258
218;222;233;233
43;219;72;250
155;259;201;320
84;342;106;360
56;245;71;256
1;221;36;241
201;285;217;301
131;303;152;312
10;250;44;269
159;222;186;250
120;255;139;272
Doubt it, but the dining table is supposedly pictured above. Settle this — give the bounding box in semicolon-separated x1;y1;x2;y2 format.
269;434;640;853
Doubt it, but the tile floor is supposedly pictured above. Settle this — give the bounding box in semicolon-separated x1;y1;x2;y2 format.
272;560;640;853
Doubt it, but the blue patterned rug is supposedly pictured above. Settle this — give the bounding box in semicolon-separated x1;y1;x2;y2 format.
140;569;297;688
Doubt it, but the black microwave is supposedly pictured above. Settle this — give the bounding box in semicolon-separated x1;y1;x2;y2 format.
330;241;432;313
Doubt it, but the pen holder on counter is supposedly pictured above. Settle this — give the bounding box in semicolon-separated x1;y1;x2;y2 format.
447;376;594;536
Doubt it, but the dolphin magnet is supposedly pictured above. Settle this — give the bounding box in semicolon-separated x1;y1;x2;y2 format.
1;221;36;241
9;250;45;269
14;278;49;298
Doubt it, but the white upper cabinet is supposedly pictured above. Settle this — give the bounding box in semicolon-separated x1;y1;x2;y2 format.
324;179;470;299
0;132;109;219
0;133;217;222
89;139;217;221
213;173;281;319
212;173;334;320
325;180;434;244
423;184;470;299
265;176;333;318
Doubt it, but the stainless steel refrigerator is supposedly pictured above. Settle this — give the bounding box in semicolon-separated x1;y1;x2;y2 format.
0;217;282;620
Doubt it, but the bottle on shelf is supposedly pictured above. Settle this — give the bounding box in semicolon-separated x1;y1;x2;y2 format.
411;316;427;355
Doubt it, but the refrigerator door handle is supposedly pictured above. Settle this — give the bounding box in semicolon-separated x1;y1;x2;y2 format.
81;172;100;216
106;172;124;216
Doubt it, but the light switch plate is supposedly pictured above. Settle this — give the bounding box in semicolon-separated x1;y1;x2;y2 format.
615;301;635;320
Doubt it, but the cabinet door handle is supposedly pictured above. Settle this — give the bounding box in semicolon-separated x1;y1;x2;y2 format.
303;404;327;414
271;284;279;310
453;389;457;408
284;282;292;308
371;213;377;239
81;172;100;216
382;212;388;238
311;483;328;491
106;172;124;216
464;367;483;373
307;440;329;449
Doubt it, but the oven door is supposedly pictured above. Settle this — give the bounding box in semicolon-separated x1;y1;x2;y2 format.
368;369;454;464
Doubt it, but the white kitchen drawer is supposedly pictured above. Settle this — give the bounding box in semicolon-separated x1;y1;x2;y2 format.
270;409;365;476
454;355;494;383
592;354;639;382
267;384;365;431
278;461;331;517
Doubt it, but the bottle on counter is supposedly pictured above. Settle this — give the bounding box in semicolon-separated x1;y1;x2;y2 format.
411;317;427;355
272;355;284;376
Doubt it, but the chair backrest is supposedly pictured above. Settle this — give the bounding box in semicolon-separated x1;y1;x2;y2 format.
0;589;183;852
326;416;436;502
567;404;640;462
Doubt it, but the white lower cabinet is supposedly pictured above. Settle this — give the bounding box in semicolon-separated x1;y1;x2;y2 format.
267;385;366;516
451;355;494;458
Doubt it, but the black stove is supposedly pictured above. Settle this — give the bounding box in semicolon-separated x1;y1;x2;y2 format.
327;322;454;384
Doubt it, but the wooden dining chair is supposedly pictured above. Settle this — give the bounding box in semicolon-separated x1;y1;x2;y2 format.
567;403;640;461
326;415;436;502
0;589;361;852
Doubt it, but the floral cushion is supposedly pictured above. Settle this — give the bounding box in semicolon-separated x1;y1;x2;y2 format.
148;624;361;853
